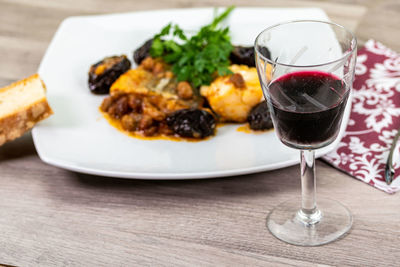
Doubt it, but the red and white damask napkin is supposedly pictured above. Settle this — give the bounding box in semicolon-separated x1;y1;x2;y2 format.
322;40;400;194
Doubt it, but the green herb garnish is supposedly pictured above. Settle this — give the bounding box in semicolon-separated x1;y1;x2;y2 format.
150;6;235;88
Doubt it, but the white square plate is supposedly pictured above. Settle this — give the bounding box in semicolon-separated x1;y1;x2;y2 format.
32;7;348;179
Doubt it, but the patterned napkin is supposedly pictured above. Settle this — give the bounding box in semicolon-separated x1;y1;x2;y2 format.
322;40;400;194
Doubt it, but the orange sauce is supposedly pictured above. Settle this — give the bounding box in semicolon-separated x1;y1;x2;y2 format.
237;124;253;133
100;110;213;142
100;109;272;141
237;123;274;134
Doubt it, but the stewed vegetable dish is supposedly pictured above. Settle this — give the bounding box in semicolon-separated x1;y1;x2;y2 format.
88;7;274;140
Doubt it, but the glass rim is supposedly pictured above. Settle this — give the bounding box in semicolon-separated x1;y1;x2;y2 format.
254;19;357;68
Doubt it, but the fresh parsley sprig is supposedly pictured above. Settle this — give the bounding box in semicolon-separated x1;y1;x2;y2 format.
150;6;235;88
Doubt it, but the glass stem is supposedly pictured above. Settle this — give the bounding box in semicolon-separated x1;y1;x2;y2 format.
297;150;322;225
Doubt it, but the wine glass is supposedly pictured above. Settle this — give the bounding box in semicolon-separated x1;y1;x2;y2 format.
255;20;357;246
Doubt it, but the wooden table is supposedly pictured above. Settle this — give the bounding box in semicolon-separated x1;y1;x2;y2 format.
1;0;399;266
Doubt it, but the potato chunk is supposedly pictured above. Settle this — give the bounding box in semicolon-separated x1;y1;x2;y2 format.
200;65;263;122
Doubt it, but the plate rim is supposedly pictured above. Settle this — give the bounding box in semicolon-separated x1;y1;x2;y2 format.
33;144;332;180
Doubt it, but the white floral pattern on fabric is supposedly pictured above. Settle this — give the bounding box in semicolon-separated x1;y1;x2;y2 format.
323;40;400;194
351;87;400;132
364;39;398;58
355;54;368;75
367;58;400;92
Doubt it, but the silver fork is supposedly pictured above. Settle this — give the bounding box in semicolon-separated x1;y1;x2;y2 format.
384;127;400;185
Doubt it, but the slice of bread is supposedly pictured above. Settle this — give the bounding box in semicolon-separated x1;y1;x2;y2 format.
0;74;53;146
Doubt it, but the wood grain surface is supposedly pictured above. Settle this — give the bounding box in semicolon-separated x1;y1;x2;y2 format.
1;0;400;266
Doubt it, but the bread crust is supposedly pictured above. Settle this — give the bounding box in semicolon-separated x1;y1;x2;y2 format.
0;75;53;146
0;73;43;94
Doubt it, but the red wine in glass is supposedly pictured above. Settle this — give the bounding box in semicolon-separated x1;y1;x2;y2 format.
268;71;350;149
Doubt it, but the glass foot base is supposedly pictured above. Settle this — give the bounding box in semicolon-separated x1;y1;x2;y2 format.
266;198;352;246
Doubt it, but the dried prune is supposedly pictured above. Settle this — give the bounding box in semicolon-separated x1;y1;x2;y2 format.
248;101;273;131
230;46;256;67
88;55;131;94
166;109;215;138
230;46;271;67
258;46;271;60
133;39;153;65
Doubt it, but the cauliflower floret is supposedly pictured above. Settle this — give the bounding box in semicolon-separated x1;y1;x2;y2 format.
200;65;263;122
